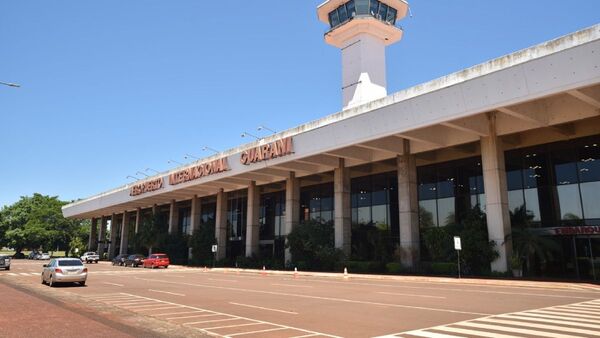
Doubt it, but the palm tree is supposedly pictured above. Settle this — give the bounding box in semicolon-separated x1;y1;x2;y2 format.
507;205;560;276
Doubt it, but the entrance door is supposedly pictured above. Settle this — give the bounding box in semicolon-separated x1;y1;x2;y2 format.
575;236;599;281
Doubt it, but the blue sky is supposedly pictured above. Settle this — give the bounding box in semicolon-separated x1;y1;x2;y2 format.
1;1;599;208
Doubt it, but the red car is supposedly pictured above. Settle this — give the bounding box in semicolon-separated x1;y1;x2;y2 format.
142;253;170;269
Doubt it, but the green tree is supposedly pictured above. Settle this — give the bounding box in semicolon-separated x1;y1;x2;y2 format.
508;205;560;276
286;220;344;271
137;211;168;255
0;194;88;255
189;220;216;266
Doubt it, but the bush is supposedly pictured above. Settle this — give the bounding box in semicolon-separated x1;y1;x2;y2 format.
344;260;385;274
287;220;345;271
189;221;216;266
430;262;458;275
385;262;404;274
236;255;284;270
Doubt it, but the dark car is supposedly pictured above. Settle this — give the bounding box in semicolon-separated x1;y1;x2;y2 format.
111;254;129;266
124;254;145;267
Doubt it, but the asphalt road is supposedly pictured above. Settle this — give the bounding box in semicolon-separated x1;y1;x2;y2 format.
2;260;600;337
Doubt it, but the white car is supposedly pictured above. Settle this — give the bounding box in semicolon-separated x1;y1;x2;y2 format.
41;258;87;287
39;253;50;260
80;252;99;263
0;255;10;270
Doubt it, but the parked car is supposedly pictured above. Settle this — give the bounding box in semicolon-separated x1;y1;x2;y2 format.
11;252;25;260
124;254;145;267
0;255;11;270
112;254;129;266
142;253;169;269
41;258;87;287
39;253;51;260
28;251;39;260
80;252;99;264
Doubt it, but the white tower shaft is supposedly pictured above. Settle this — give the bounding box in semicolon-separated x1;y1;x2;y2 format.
342;33;387;109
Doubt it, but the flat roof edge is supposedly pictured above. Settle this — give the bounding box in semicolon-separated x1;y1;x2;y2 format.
62;23;600;216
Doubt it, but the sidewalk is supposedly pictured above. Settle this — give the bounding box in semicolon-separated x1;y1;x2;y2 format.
0;281;135;338
205;266;600;291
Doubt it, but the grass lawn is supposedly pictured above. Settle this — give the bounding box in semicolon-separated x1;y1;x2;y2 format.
0;250;67;257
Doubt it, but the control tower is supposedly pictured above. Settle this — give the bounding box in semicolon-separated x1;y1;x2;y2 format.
318;0;409;109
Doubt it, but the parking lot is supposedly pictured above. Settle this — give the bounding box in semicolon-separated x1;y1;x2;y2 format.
2;259;600;337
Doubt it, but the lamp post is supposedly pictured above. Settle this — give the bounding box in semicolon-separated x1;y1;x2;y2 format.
136;171;149;177
145;168;160;174
202;146;219;154
168;159;183;166
257;125;277;134
126;175;138;182
241;131;260;140
0;81;20;88
184;153;200;160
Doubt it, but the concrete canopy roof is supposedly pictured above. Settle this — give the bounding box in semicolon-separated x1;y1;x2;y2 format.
62;24;600;219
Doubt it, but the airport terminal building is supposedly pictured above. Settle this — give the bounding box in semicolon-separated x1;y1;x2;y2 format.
63;1;600;280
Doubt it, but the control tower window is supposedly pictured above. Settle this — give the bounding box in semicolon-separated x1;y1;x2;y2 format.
328;0;398;29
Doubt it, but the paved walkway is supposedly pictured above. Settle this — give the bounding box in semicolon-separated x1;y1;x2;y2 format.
0;281;137;338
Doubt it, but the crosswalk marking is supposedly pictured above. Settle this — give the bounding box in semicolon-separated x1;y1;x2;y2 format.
86;292;340;337
380;299;600;338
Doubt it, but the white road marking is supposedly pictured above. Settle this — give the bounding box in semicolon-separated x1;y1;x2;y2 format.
388;331;462;338
377;291;446;299
166;314;219;320
499;313;600;329
185;317;240;325
271;283;313;288
292;278;596;299
135;306;182;311
382;299;600;338
29;273;39;276
98;292;340;337
19;273;30;276
229;302;298;315
102;282;124;287
148;289;185;296
154;310;205;317
228;327;286;336
476;317;600;335
7;273;18;276
133;277;490;316
457;321;583;338
208;278;238;283
203;322;262;330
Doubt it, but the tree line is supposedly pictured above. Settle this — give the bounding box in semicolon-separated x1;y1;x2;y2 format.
0;194;89;256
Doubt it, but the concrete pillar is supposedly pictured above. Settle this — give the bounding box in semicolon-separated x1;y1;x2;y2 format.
88;218;98;251
481;112;512;272
215;189;228;260
108;213;118;260
190;195;201;235
398;139;420;269
135;208;141;234
245;181;260;257
189;195;202;260
334;158;351;256
284;172;300;262
97;216;107;258
119;211;129;255
168;199;179;234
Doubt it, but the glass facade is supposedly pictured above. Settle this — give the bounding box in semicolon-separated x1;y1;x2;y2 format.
417;157;485;228
328;0;398;29
227;191;247;259
300;183;334;224
351;171;399;260
505;135;600;227
259;191;286;260
179;207;191;235
505;135;600;280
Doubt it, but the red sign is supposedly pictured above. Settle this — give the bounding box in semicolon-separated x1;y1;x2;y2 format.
169;158;230;186
553;226;600;235
130;178;164;196
240;137;293;165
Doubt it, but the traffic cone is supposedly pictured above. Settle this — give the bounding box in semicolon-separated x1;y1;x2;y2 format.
294;267;298;279
261;265;267;276
203;266;207;272
344;267;349;280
